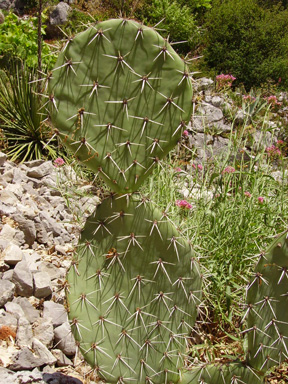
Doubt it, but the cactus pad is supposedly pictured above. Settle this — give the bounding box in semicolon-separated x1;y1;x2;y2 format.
245;230;288;372
48;19;193;193
181;362;263;383
67;195;202;383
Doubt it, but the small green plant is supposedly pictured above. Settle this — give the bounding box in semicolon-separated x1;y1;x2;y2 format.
0;64;60;161
0;12;57;69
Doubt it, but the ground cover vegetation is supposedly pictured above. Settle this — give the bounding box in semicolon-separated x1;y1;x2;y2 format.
0;0;287;382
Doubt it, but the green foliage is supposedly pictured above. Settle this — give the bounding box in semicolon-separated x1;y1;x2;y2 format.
138;0;199;53
0;64;60;161
203;0;288;89
0;12;56;69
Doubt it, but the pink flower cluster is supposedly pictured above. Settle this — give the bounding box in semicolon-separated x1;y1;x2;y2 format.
265;145;281;158
192;163;203;171
216;74;236;90
266;95;281;107
222;166;235;174
244;191;251;198
53;157;65;167
258;196;264;204
242;95;256;103
175;200;193;210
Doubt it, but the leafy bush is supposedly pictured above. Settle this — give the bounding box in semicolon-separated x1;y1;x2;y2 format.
0;64;60;161
137;0;199;53
0;12;56;69
203;0;288;89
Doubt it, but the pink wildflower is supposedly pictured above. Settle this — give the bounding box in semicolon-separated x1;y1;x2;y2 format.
222;166;235;174
266;145;281;158
174;167;182;172
277;140;284;146
216;74;236;90
243;95;256;103
175;200;192;210
258;196;264;204
266;95;281;108
182;130;189;137
244;191;251;198
53;157;65;167
197;164;203;171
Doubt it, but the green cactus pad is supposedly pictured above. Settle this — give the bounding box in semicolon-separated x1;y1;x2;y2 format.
181;362;263;383
245;230;288;373
48;18;193;194
67;195;202;383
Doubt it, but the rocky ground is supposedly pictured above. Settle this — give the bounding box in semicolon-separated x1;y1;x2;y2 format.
0;153;101;383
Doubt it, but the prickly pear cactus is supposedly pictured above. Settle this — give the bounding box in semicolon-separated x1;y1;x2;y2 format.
67;195;202;383
181;361;262;383
245;229;288;372
48;18;193;193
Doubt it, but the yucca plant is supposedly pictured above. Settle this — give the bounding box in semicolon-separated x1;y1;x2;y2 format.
0;63;59;162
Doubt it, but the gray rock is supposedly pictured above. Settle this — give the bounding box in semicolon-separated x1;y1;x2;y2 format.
235;109;245;124
12;259;34;296
33;317;54;348
211;95;223;108
2;243;23;266
0;309;18;332
0;151;7;166
0;0;11;10
23;159;45;168
195;77;214;92
0;368;45;384
35;221;50;244
16;317;33;348
53;322;76;356
12;214;36;247
43;301;68;327
50;2;71;25
0;260;10;272
13;297;40;324
0;280;15;308
5;182;24;198
0;224;16;245
40;262;65;281
2;269;14;281
33;272;52;298
39;211;65;237
26;162;53;179
0;203;17;216
51;349;73;367
4;301;26;319
9;338;57;370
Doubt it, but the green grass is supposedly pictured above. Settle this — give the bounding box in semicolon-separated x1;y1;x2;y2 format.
141;116;288;328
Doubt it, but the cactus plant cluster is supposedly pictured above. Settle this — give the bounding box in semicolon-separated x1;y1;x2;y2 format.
48;18;288;384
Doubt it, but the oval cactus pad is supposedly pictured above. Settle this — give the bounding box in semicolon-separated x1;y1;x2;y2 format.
67;196;202;383
49;19;193;193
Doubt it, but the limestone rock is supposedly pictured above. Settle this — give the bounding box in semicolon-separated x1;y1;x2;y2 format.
16;317;33;348
33;271;52;298
51;349;73;367
0;280;15;308
9;338;56;370
33;317;54;348
13;297;40;324
43;302;68;327
26;162;53;179
2;243;23;266
53;322;76;356
12;259;34;297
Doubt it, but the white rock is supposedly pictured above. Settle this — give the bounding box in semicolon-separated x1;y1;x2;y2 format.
53;322;76;356
12;259;34;297
43;301;68;327
16;317;33;348
33;317;54;348
4;302;25;319
2;243;23;266
33;271;52;298
0;280;15;308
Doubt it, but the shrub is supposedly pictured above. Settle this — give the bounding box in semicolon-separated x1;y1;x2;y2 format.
0;12;56;69
203;0;288;89
137;0;199;53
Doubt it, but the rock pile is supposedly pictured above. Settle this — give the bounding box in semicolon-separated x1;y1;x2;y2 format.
0;153;100;383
